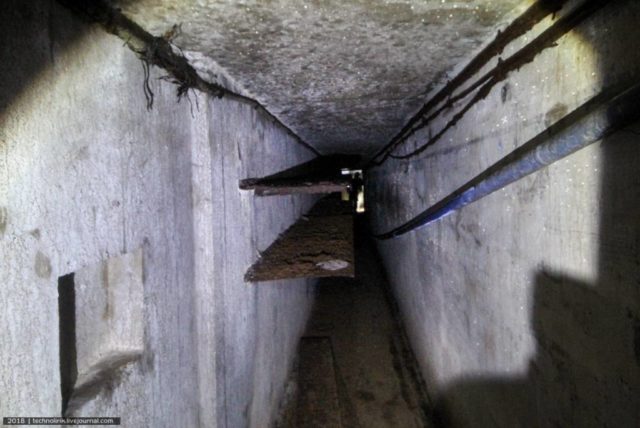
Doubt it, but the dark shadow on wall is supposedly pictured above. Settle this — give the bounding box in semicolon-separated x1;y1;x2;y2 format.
0;1;92;121
434;266;640;427
431;2;640;427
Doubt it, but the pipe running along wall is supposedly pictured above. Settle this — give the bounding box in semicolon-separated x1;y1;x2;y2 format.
374;80;640;240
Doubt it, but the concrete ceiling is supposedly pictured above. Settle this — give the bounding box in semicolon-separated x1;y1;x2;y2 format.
115;0;529;155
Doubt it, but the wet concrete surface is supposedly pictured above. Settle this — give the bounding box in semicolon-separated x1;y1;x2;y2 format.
279;221;432;427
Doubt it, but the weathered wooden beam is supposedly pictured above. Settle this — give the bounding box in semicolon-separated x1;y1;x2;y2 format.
245;197;354;282
240;178;351;196
240;154;360;196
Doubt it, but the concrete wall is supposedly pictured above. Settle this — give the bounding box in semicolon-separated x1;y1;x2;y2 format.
0;2;314;426
204;95;317;428
368;1;640;426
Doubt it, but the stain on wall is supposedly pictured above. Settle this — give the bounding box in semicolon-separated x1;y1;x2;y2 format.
34;251;52;279
0;207;7;237
544;102;569;127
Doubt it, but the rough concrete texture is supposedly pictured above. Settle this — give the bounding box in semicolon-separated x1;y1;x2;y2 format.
205;91;317;428
113;0;529;155
368;1;640;426
1;2;315;426
70;249;145;412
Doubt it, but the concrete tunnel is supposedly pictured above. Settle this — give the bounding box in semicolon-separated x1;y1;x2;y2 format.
1;0;639;426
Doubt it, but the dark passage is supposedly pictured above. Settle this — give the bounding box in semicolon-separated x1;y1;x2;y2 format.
279;222;431;427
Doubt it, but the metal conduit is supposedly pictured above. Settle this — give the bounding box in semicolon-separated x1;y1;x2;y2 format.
374;81;640;240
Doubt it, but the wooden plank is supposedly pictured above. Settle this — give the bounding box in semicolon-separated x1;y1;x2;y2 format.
239;154;360;196
241;178;350;196
245;197;354;282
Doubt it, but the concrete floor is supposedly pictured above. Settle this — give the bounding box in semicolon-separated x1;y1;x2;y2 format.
278;221;431;427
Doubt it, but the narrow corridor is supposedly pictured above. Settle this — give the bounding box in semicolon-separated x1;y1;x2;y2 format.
279;221;431;428
3;2;640;426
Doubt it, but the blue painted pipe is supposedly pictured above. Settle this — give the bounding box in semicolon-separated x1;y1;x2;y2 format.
374;81;640;240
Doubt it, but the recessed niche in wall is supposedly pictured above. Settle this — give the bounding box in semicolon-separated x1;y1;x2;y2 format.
58;272;77;414
58;248;145;414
